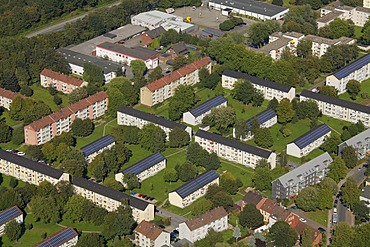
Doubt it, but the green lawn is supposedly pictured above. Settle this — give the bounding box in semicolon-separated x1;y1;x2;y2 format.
354;26;363;40
338;78;370;104
305;210;328;227
30;85;69;111
319;115;350;134
2;111;21;127
59;219;103;232
0;174;26;189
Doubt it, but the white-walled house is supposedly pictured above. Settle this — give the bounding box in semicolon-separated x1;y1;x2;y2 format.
0;206;23;237
287;124;331;158
195;130;277;169
183;96;227;126
34;228;78;247
179;207;228;243
81;135;115;163
133;220;170;247
222;70;296;102
169;170;219;208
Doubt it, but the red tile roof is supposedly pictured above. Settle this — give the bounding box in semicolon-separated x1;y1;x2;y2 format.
0;88;26;100
293;221;322;244
259;198;277;214
135;220;165;241
41;68;85;87
145;57;212;92
185;207;228;231
26;91;108;131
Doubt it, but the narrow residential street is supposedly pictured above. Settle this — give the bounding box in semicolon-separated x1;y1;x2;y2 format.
156;208;187;229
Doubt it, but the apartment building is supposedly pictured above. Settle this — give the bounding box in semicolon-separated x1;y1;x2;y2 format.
365;0;370;8
222;70;296;102
0;88;26;110
0;206;23;236
133;220;170;247
287;124;331;158
140;57;212;106
317;10;346;28
338;128;370;159
24;91;108;145
183;96;227;126
300;90;370;127
326;53;370;94
233;108;277;141
303;35;355;58
261;31;304;60
117;105;192;140
115;153;166;184
96;42;159;69
179;207;228;243
0;150;69;186
81;135;115;163
71;177;154;222
40;69;88;94
169;170;219;208
195;129;277;169
34;227;78;247
272;152;333;199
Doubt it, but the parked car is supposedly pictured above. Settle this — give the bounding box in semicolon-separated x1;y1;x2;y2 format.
138;193;144;197
290;205;298;210
318;227;326;233
17;152;25;156
299;218;307;223
131;192;137;195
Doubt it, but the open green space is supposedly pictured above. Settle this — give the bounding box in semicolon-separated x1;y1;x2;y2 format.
59;219;103;232
2;111;21;127
338;78;370;104
0;174;26;189
30;85;69;111
305;210;328;227
354;26;363;40
287;148;325;165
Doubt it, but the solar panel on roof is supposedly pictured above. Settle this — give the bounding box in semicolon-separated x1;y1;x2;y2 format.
0;207;21;225
246;109;276;128
175;170;219;198
293;124;331;149
189;96;227;117
334;53;370;79
37;228;77;247
81;135;115;157
122;153;165;175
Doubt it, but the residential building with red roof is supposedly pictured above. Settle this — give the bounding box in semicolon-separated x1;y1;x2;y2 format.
40;69;88;94
24;91;108;145
140;57;212;106
133;220;170;247
0;88;26;110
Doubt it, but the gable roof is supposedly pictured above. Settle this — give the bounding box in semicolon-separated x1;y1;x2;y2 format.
121;153;166;175
172;42;189;56
184;207;228;231
97;42;158;60
300;90;370;114
333;53;370;79
339;128;370;150
189;96;227;118
243;191;264;206
146;26;166;39
35;227;78;247
223;70;293;93
290;124;331;149
0;206;22;226
246;108;276;128
0;88;26;100
41;69;85;87
135;220;166;240
258;198;277;214
195;129;273;159
81;135;115;157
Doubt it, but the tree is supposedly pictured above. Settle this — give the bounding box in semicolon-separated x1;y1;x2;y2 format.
76;233;106;247
301;227;313;247
297;39;312;58
201;72;220;90
168;85;197;121
268;98;279;110
342;146;358;168
122;173;140;190
53;94;62;105
295;187;319;211
194;229;223;247
130;60;147;78
239;204;264;229
233;225;241;245
331;222;355;247
102;202;135;240
9;178;18;188
20;85;33;96
5;220;22;241
148;66;163;82
83;63;104;87
254;128;273;148
317;177;338;195
353;223;370;247
342;177;360;208
353;201;370;221
220;172;242;195
169;128;190;147
269;221;298;247
247;20;280;47
252;167;272;191
111;126;140;144
327;157;347;182
214;82;224;96
163;168;178;183
90;156;108;181
295;100;320;120
232;79;264;106
361;17;370;45
29;196;61;223
272;0;283;6
0;120;12;143
175;161;197;182
61;157;85;177
276;98;295;124
346;79;361;100
103;177;124;191
282;5;317;35
280;150;288;167
210;190;234;210
71;118;94;137
192;198;213;216
320;134;342;154
11;126;24;145
138;124;166;153
318;18;354;39
202;106;236;133
319;85;337;97
63;195;87;223
68;87;88;104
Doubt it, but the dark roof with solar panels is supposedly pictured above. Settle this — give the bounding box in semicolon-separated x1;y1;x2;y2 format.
121;153;165;175
290;124;331;149
246;109;277;128
35;228;78;247
333;53;370;79
189;96;227;117
81;135;115;157
0;206;22;226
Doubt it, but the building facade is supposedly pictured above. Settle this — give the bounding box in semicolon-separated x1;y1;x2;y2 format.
222;70;296;102
195;130;277;169
179;207;228;243
0;88;26;110
300;90;370;127
117;106;192;140
183;96;227;126
303;35;355;58
34;228;78;247
287;124;332;158
338;128;370;159
24;92;108;145
40;69;88;94
326;53;370;94
169;170;219;208
81;135;116;163
133;220;170;247
140;57;212;106
272;152;333;199
0;206;23;237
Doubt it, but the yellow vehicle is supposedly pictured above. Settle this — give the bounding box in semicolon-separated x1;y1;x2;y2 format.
185;16;191;23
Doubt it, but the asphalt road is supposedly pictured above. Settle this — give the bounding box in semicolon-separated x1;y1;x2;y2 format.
26;1;121;38
156;208;187;228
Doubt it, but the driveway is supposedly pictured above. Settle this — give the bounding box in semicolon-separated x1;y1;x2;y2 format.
156;208;187;228
290;208;327;230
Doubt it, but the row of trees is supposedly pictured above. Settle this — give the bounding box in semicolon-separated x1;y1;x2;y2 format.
331;222;370;247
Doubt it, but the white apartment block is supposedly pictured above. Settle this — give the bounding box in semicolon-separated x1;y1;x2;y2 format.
140;57;212;106
300;90;370;127
134;221;170;247
287;124;331;158
304;35;355;58
117;105;192;140
195;130;277;169
169;170;219;208
326;53;370;94
365;0;370;8
81;135;115;163
179;207;228;243
0;206;23;237
262;32;305;60
0;88;26;110
338;128;370;159
34;228;78;247
115;153;166;185
183;96;227;126
72;177;154;223
222;70;295;102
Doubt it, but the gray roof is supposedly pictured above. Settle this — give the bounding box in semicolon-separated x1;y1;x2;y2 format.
189;96;227;118
146;26;166;39
273;152;333;188
304;35;339;45
338;128;370;149
333;53;370;79
97;42;158;60
172;42;189;56
361;186;370;200
81;135;115;157
259;37;291;53
210;0;288;17
132;10;179;26
121;153;165;175
58;48;122;74
0;149;64;179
